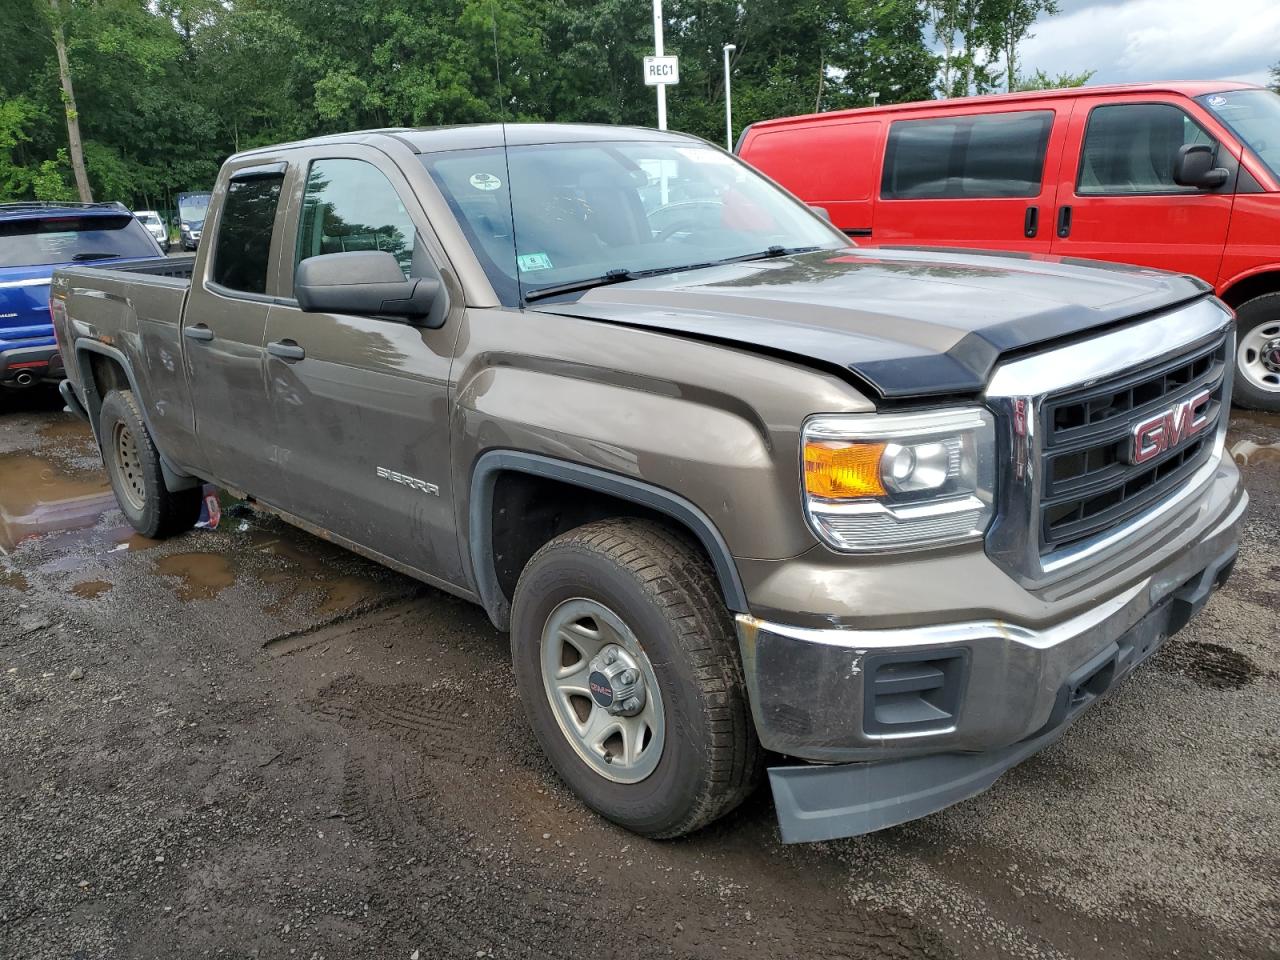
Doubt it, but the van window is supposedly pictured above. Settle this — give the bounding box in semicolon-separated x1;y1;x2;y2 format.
296;159;416;279
1078;103;1218;195
211;174;284;294
882;111;1054;200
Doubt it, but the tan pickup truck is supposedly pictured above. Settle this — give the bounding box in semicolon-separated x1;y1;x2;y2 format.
52;124;1246;843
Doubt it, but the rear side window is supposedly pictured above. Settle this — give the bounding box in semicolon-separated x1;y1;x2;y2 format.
881;111;1054;200
212;173;284;294
1078;103;1218;195
0;215;158;268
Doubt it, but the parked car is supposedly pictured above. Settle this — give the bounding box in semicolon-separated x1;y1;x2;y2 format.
133;209;170;252
737;82;1280;412
0;201;167;391
176;191;211;250
51;125;1244;843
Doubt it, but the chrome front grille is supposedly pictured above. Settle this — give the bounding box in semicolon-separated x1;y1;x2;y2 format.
1038;335;1228;554
984;297;1235;587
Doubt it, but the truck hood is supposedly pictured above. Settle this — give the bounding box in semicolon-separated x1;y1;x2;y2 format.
530;247;1211;399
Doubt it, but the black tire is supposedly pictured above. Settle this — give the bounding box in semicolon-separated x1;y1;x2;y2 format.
1233;293;1280;412
98;389;202;539
511;518;762;838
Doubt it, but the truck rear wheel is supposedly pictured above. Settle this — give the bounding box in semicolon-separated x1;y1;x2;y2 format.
511;518;762;838
98;389;202;539
1234;293;1280;412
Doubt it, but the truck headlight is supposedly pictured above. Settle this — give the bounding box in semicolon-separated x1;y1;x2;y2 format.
802;407;995;552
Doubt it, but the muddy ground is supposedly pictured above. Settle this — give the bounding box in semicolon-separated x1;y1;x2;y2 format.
0;389;1276;960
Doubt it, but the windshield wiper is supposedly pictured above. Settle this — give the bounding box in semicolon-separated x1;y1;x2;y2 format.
522;246;825;303
71;252;122;261
523;268;639;303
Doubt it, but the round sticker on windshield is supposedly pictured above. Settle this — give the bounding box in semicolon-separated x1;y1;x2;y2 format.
470;172;502;191
1207;95;1227;107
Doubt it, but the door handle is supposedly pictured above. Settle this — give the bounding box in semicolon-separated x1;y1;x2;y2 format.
1056;205;1072;239
183;324;214;342
267;339;305;362
1024;206;1039;239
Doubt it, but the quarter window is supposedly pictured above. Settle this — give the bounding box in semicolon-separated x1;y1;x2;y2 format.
296;159;416;279
211;173;284;294
1078;103;1218;195
881;111;1054;200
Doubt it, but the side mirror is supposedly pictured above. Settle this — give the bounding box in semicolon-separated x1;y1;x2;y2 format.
809;205;832;222
1173;143;1229;189
295;251;441;326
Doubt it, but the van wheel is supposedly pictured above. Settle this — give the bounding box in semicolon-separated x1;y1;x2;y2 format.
98;389;202;538
1234;293;1280;412
511;518;762;838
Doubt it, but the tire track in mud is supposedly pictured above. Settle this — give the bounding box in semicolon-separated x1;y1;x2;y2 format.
308;675;953;960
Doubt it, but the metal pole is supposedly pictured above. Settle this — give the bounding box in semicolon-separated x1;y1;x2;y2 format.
652;0;666;130
723;44;736;151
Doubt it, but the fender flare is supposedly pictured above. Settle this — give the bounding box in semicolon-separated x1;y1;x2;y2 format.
73;338;200;492
469;450;750;630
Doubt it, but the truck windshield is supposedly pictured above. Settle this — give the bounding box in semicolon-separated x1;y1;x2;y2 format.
421;139;844;305
178;194;211;225
0;214;159;268
1197;89;1280;180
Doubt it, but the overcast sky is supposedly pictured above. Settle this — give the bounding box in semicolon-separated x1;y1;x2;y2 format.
1016;0;1277;88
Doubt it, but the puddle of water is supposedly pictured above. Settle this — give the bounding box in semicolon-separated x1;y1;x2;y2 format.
0;567;29;592
38;418;95;442
70;579;112;599
154;552;237;602
1229;438;1280;468
0;452;115;552
251;533;380;615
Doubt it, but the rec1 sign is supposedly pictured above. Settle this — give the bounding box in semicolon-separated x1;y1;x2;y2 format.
644;55;679;86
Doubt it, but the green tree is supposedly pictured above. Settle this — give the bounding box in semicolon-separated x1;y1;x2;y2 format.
1013;68;1095;91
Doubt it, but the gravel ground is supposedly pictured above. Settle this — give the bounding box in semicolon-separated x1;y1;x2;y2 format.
1;389;1276;960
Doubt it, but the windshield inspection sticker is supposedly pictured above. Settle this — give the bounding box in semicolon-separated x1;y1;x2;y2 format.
517;252;554;272
469;172;502;191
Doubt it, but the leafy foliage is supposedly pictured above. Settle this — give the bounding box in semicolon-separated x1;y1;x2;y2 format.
0;0;1075;207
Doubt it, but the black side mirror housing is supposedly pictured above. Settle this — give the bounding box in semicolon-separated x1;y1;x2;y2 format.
295;250;442;327
1173;143;1229;189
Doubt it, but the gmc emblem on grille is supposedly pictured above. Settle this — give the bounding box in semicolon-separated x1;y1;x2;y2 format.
1129;388;1213;465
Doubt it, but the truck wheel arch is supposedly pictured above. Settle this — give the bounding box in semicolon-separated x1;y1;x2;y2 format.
468;450;749;631
73;340;199;493
1219;267;1280;309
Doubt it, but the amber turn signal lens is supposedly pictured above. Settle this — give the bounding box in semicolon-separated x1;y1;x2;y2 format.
804;440;887;499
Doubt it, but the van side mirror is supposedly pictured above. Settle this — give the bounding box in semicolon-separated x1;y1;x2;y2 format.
294;251;441;326
1173;144;1229;189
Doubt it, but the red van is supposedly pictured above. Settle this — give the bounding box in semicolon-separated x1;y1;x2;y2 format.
737;82;1280;411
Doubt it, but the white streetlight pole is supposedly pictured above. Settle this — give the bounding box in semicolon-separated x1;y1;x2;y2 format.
723;43;736;151
652;0;667;130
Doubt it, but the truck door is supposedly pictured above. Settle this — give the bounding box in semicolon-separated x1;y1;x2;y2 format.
181;163;289;497
1049;95;1238;281
873;107;1067;253
263;149;464;585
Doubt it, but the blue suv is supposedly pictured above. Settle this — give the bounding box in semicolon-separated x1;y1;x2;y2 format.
0;201;166;390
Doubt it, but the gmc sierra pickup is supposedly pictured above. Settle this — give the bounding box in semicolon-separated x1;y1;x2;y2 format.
52;125;1246;843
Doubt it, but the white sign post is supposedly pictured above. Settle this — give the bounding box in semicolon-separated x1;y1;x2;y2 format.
648;0;677;131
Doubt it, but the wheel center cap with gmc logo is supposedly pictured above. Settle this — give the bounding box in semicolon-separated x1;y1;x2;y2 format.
588;671;615;707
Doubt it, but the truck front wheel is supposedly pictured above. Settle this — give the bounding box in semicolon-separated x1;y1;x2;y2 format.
1234;293;1280;412
511;518;762;838
98;389;202;539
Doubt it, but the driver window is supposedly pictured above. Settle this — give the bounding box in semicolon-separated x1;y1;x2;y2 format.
296;159;416;278
1078;103;1220;195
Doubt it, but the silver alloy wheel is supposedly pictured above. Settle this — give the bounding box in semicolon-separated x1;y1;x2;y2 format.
112;421;146;512
1238;321;1280;393
540;598;665;784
